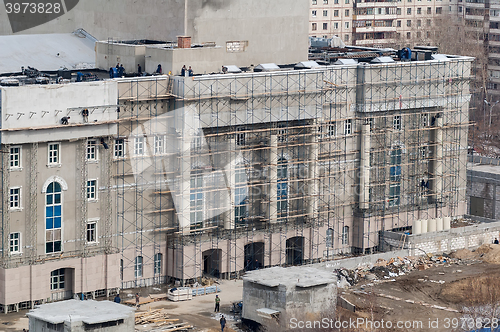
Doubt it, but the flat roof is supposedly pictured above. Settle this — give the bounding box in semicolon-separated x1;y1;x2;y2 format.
0;30;96;75
243;266;336;288
26;300;135;325
468;162;500;176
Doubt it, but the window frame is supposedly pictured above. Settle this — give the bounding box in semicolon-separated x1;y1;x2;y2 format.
48;143;61;166
154;253;163;275
9;146;22;169
344;119;352;135
86;139;98;161
9;187;21;210
114;139;125;159
9;232;21;254
50;269;65;291
135;256;143;278
134;137;145;156
86;219;98;244
45;181;63;254
87;179;98;201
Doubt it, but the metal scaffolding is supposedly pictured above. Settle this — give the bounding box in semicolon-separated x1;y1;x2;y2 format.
114;57;472;286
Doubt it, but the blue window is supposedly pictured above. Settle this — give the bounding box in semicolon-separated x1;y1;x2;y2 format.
277;158;288;218
46;182;62;253
389;148;402;206
235;167;248;223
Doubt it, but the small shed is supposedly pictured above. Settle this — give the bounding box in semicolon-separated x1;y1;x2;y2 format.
27;300;135;332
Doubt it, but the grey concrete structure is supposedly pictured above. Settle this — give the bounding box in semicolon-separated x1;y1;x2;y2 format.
467;156;500;220
242;266;336;328
27;300;135;332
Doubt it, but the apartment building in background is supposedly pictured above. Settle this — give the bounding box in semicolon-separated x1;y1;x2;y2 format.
310;0;451;47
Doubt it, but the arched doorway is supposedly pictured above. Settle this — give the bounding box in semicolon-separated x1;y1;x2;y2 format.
244;242;264;271
50;267;74;301
286;237;304;266
203;249;221;278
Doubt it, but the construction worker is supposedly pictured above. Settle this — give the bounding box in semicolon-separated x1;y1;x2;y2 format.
215;294;220;312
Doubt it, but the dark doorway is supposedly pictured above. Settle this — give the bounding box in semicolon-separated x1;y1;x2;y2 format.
244;242;264;271
202;249;221;278
286;237;304;266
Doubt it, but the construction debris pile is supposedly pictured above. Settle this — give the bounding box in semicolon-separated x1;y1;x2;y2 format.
335;252;482;288
135;309;192;332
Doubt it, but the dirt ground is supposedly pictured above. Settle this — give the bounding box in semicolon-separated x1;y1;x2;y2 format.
341;261;500;332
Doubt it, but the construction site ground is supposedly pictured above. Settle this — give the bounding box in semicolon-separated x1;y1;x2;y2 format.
0;279;244;332
2;246;500;331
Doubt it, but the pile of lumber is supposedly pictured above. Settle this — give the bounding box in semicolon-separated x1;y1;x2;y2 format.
135;309;193;331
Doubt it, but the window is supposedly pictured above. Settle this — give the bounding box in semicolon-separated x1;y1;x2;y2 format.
334;10;339;16
323;22;328;30
393;115;402;130
50;269;65;290
417;7;422;14
326;228;334;248
417;19;421;26
345;0;349;3
235;166;248;223
190;174;203;228
328;122;337;136
334;0;338;3
9;188;20;209
436;7;442;14
427;7;431;14
407;32;411;39
135;256;143;278
397;8;402;15
236;127;246;146
344;119;352;135
277;158;288;219
397;20;401;27
191;130;203;151
312;10;317;17
86;140;97;161
334;22;339;29
9;147;21;169
154;253;162;274
407;19;411;27
154;136;165;155
87;180;97;200
345;34;349;41
389;148;402;206
407;8;411;14
345;22;349;29
323;10;328;16
46;182;62;253
342;226;349;245
86;221;97;243
345;9;349;16
324;0;329;3
427;18;431;26
417;31;421;38
312;23;317;31
9;233;20;253
312;0;317;4
421;113;430;127
48;143;60;165
114;139;124;158
134;137;144;155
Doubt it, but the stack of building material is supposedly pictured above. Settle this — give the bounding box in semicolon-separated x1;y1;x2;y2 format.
135;309;193;331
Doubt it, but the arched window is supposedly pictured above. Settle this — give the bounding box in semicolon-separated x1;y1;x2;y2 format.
134;256;143;278
235;166;248;224
277;158;288;218
326;228;334;248
154;253;162;275
46;182;62;253
342;226;349;245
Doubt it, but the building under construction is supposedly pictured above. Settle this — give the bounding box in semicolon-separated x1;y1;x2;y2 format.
0;48;473;311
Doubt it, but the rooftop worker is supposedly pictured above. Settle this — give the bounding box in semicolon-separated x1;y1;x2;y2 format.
82;108;89;123
61;116;70;125
138;64;142;74
188;66;194;77
156;64;162;74
114;293;121;304
181;65;186;76
109;67;114;78
118;64;125;77
222;66;228;74
495;238;499;244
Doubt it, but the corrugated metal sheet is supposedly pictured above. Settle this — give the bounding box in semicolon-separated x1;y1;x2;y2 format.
0;30;96;74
